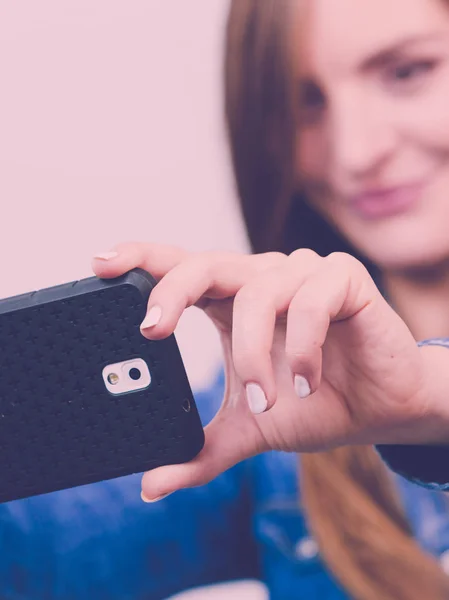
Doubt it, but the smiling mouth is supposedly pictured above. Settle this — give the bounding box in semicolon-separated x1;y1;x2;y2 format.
348;181;426;220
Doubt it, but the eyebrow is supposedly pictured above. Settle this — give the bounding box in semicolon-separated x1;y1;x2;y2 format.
360;31;449;71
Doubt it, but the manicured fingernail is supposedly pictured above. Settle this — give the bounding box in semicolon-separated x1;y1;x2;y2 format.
141;490;170;503
246;383;268;414
140;306;162;329
94;251;119;260
294;375;311;398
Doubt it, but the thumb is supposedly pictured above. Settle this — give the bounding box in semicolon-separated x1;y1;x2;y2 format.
140;411;266;501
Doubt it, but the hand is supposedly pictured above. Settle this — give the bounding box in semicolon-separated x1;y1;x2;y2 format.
92;243;438;500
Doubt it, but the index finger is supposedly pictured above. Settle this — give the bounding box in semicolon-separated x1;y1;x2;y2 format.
92;241;189;280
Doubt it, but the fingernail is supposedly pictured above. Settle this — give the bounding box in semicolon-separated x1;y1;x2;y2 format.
246;383;268;414
294;375;311;398
94;251;119;261
140;306;162;329
141;490;170;503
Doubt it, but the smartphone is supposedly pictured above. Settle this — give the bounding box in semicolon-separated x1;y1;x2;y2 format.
0;267;205;503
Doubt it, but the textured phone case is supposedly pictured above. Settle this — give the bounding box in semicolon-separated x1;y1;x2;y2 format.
0;268;205;503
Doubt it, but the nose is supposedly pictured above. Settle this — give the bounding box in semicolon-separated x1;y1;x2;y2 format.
329;91;396;182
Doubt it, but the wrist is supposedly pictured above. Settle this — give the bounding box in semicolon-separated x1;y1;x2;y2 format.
411;344;449;444
376;344;449;446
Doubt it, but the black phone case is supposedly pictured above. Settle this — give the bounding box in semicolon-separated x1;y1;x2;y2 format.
0;268;205;503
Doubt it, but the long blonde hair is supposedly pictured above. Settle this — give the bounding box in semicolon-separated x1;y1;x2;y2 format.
224;1;449;598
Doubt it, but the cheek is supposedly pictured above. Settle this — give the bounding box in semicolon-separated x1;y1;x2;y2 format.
393;66;449;149
295;127;327;183
294;128;337;228
321;168;449;269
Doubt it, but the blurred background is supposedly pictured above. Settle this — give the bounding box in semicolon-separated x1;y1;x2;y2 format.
0;1;266;597
0;0;249;391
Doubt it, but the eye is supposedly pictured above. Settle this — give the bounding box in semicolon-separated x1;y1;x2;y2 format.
384;58;439;92
298;80;326;126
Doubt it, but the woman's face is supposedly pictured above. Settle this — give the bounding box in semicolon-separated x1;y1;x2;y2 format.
295;0;449;270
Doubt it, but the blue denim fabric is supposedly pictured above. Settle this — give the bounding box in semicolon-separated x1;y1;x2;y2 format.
1;369;449;599
377;337;449;491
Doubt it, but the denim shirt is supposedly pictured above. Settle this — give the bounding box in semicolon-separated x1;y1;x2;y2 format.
1;370;449;600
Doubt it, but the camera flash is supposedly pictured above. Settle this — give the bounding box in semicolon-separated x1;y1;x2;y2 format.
107;373;119;385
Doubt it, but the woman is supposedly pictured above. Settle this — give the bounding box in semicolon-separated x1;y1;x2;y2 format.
4;0;449;599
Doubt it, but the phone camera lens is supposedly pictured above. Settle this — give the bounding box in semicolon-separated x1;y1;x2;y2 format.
129;367;141;381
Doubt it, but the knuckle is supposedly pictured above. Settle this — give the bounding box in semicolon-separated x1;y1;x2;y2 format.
176;254;216;283
288;248;320;262
286;338;321;359
234;347;263;371
200;250;226;263
287;301;329;337
234;278;274;313
259;251;287;268
150;275;189;311
285;347;309;363
190;468;214;488
233;281;260;306
231;341;267;377
196;251;241;278
326;252;372;284
289;293;322;316
183;253;207;272
326;251;364;272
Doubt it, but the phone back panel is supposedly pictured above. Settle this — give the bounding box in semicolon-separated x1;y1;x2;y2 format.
0;268;205;503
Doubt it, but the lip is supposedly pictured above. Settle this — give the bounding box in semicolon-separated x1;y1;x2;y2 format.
348;182;425;220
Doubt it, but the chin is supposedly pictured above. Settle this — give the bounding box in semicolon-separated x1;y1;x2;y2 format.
333;205;449;275
361;239;449;274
